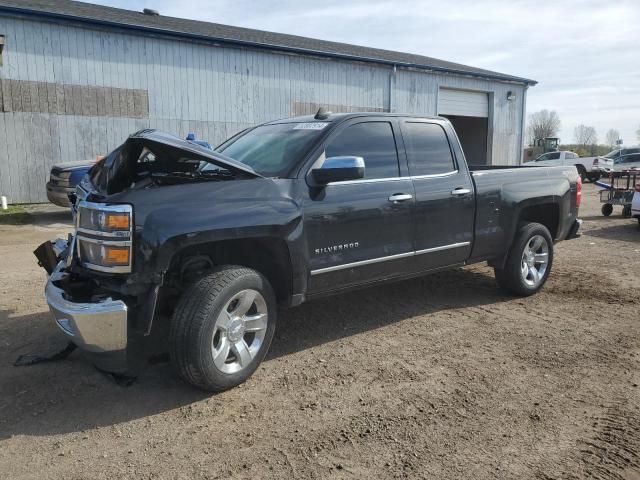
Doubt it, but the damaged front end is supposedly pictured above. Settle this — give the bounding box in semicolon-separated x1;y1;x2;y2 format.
35;130;265;375
36;234;131;373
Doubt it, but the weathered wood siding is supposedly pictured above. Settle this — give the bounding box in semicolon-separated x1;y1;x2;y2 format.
0;16;527;203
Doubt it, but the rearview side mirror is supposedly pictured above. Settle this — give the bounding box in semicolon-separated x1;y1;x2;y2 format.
311;156;365;184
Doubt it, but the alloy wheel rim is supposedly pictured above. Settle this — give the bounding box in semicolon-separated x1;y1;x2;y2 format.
520;235;549;287
211;289;268;374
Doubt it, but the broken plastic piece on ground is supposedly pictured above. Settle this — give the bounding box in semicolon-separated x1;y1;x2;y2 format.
95;367;137;387
14;342;77;367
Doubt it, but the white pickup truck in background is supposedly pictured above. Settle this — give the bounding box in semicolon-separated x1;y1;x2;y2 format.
593;149;640;173
525;150;612;182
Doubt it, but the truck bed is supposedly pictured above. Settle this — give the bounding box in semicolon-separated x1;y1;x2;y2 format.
467;164;580;263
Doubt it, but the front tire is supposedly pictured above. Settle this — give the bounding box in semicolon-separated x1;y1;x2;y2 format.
494;222;554;296
169;266;277;392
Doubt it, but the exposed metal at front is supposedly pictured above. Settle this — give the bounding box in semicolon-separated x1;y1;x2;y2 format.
46;261;128;352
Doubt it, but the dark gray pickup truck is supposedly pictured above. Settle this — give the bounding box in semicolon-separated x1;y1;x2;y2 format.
36;112;582;391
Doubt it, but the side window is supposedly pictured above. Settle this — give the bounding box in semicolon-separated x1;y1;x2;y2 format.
403;122;455;176
535;153;549;162
546;152;561;160
566;152;577;160
623;154;640;163
325;122;399;179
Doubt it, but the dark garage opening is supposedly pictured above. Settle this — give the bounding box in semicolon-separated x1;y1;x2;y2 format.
440;115;488;166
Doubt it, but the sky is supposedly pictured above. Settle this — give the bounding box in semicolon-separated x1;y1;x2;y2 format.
91;0;640;146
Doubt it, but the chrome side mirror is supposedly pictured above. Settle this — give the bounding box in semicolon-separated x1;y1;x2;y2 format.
311;156;365;184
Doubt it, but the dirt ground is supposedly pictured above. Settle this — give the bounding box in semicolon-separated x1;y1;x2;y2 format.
0;184;638;480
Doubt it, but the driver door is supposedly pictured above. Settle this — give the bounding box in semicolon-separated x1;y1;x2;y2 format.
303;119;415;294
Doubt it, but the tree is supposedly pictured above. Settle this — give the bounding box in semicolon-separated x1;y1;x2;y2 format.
574;124;598;147
605;129;620;148
527;110;561;143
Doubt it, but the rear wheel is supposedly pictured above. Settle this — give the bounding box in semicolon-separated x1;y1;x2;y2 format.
494;222;554;296
602;204;613;216
169;266;277;392
575;165;587;182
622;205;632;217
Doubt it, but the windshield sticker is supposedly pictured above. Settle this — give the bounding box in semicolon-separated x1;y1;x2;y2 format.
293;122;329;130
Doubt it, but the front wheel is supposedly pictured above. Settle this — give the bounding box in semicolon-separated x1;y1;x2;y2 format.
494;222;554;296
169;266;277;392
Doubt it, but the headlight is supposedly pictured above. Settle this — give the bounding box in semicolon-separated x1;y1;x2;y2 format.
76;201;133;273
78;205;131;236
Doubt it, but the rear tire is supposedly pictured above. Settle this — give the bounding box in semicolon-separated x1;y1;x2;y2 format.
169;266;277;392
602;204;613;216
622;205;632;217
494;222;554;297
575;165;587;182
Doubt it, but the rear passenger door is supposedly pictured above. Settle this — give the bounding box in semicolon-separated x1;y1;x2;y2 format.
304;118;416;293
563;151;578;166
401;120;474;271
618;153;640;170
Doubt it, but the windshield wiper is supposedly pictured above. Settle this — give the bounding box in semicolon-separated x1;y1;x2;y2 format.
151;170;235;182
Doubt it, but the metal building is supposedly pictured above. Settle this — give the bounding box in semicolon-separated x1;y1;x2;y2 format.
0;0;536;203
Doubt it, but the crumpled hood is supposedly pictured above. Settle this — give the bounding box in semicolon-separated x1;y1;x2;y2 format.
87;129;261;196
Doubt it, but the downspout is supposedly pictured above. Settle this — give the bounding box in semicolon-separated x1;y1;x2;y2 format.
388;64;396;112
518;85;529;165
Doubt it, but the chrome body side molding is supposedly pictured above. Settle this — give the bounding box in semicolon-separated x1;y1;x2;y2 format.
310;241;471;276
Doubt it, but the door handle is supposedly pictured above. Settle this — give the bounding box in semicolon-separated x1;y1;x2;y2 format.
388;193;413;202
451;188;472;196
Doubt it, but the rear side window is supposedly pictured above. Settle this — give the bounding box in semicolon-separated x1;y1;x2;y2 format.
621;154;640;163
403;122;455;176
325;122;399;179
566;152;578;160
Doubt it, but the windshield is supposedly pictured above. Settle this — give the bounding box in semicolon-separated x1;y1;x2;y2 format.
604;150;620;159
216;123;329;177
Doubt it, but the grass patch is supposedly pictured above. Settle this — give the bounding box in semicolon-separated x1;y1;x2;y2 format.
0;205;34;225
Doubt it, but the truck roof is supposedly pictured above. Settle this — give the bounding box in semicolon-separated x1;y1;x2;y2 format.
265;112;448;125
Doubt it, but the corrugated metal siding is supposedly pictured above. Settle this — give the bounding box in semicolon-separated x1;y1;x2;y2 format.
0;16;526;203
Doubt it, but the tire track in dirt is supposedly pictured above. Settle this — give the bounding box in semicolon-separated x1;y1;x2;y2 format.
546;266;638;305
537;402;640;480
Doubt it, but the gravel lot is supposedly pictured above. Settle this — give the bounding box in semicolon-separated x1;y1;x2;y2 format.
0;184;638;480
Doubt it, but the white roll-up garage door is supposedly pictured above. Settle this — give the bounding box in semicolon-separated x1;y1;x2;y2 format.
438;88;489;117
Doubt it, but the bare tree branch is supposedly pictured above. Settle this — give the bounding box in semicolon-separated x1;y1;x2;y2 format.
526;110;561;144
574;124;598;147
605;129;620;148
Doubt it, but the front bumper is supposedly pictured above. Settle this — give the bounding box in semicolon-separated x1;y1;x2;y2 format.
566;218;582;240
46;182;74;207
46;261;129;372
